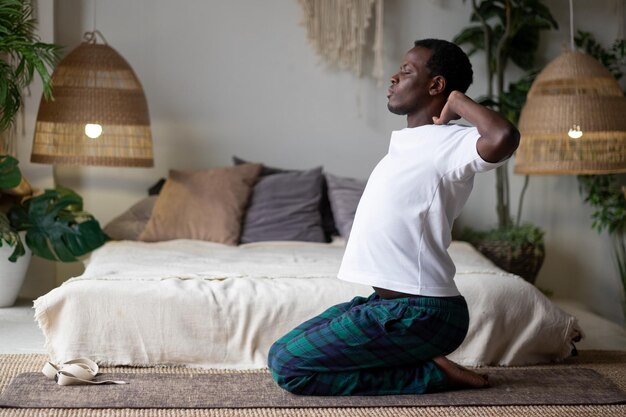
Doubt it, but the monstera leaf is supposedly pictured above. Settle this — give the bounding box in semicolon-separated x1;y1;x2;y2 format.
0;155;25;262
0;212;24;262
8;187;107;262
0;155;22;189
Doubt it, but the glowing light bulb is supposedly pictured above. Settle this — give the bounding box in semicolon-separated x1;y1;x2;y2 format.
568;125;583;139
85;123;102;139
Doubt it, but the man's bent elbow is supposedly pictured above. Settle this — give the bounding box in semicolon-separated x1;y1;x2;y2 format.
479;125;520;163
502;124;520;156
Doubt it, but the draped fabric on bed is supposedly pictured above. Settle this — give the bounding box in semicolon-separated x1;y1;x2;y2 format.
34;239;581;368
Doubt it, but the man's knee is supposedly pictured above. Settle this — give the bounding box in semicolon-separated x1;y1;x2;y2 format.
267;341;284;372
267;342;313;395
267;341;292;383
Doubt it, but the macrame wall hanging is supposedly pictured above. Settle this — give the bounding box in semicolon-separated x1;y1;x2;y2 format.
299;0;385;85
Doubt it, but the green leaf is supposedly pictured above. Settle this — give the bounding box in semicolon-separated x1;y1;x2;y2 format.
509;26;541;70
578;175;626;235
63;219;107;255
499;70;537;124
0;0;60;133
0;212;24;262
8;187;108;262
471;0;505;24
453;26;487;57
575;31;625;81
528;0;559;29
0;154;22;188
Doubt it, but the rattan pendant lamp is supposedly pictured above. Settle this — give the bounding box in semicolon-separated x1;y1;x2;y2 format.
31;30;153;167
514;2;626;175
514;51;626;174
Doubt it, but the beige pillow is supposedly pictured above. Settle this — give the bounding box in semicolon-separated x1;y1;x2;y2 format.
138;163;262;245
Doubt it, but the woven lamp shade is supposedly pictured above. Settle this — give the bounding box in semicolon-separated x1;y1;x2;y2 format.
514;50;626;175
31;34;153;167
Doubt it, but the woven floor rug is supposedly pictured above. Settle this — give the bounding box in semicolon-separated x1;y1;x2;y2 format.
1;351;626;417
1;368;625;409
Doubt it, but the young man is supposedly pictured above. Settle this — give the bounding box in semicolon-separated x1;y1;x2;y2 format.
267;39;520;396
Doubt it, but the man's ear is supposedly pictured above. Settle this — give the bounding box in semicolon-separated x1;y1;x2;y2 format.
429;75;446;96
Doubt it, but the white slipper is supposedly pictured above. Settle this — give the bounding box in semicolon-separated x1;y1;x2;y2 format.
42;358;98;379
42;358;126;386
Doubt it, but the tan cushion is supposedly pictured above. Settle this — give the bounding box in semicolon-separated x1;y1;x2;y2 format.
138;163;262;245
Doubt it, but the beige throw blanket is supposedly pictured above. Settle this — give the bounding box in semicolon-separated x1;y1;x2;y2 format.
34;240;581;368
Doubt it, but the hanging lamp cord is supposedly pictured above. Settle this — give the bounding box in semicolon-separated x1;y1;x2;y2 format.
569;0;575;51
83;30;108;45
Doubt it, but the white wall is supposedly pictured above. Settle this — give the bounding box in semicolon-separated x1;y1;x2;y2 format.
18;0;626;325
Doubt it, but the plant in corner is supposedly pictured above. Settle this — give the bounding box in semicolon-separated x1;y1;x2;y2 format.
453;0;557;283
574;31;626;319
1;156;107;263
0;0;107;305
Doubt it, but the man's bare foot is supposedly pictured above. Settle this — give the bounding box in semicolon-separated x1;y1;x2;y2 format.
433;356;489;389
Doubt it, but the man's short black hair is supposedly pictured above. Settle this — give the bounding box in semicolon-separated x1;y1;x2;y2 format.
414;38;473;95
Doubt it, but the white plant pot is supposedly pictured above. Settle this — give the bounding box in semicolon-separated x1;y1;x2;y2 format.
0;240;32;307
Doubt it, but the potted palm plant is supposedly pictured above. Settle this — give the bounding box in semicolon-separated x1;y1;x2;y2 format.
454;0;557;283
0;0;107;307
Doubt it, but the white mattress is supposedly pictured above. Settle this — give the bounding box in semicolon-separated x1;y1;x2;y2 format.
34;239;581;368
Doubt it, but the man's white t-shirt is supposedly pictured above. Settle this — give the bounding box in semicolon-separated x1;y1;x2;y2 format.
337;123;506;297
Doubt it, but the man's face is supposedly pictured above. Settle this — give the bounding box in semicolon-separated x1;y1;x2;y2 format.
387;47;434;116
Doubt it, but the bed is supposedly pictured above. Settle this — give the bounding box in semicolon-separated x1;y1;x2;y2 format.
34;161;582;368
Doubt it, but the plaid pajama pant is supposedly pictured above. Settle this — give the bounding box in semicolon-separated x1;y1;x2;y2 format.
267;293;469;396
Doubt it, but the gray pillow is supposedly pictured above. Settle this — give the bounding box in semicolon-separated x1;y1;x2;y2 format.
240;168;326;243
233;156;337;241
325;173;367;239
233;155;287;176
104;196;157;241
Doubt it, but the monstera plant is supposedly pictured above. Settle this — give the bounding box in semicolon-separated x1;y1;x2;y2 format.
1;156;107;263
1;153;108;307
